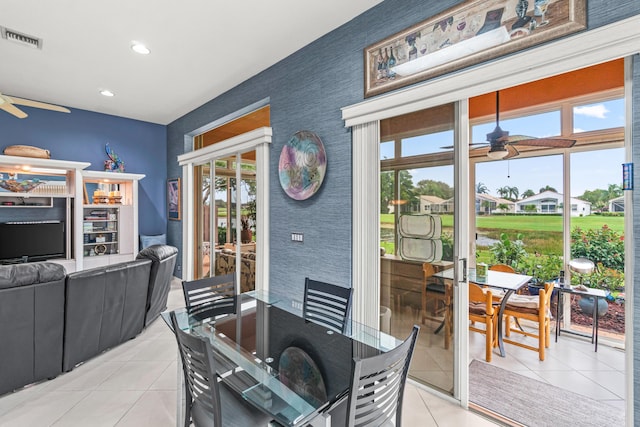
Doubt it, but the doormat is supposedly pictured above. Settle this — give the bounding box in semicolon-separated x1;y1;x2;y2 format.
469;359;624;427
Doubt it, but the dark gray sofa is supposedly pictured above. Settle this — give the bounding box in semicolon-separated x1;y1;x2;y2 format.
0;262;66;396
0;244;178;394
63;259;152;371
137;244;179;327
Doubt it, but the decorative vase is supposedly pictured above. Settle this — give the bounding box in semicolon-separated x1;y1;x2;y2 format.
578;296;608;317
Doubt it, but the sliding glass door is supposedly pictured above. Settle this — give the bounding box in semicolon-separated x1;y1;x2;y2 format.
379;103;467;396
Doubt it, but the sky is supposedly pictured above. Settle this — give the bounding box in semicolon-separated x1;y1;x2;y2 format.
381;98;626;198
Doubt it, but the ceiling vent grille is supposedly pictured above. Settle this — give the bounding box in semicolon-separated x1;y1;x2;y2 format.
1;26;42;49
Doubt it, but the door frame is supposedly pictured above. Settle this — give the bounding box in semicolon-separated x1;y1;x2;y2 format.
177;127;272;292
344;14;639;412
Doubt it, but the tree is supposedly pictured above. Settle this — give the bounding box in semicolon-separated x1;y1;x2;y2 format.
579;184;623;211
380;170;418;213
415;179;453;200
508;186;520;201
521;189;535;199
497;203;510;212
539;185;557;193
497;186;510;199
380;171;394;214
476;182;489;194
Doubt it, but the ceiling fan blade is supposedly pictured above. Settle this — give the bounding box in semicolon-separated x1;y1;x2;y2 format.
507;135;576;148
0;101;28;118
6;95;70;113
440;142;488;149
505;144;520;159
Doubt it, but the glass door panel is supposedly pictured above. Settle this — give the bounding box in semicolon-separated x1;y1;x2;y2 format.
379;103;456;395
569;148;625;342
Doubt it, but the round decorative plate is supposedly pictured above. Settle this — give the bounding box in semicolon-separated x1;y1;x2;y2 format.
279;131;326;200
278;346;327;407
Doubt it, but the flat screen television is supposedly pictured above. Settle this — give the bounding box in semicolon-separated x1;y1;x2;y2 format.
0;221;65;263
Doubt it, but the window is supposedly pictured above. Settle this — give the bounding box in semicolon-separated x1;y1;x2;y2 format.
573;98;624;133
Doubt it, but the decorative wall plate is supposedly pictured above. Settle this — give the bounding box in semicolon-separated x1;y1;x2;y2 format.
279;131;327;200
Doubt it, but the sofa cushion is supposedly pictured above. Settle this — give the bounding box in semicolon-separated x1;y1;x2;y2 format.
0;262;66;289
140;234;167;249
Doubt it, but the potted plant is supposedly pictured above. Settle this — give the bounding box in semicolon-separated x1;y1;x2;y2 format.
240;215;252;243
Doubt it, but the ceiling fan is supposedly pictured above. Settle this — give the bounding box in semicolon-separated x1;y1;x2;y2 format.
443;91;576;159
0;92;70;119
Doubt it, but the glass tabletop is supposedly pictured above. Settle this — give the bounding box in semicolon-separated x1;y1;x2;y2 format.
164;292;401;426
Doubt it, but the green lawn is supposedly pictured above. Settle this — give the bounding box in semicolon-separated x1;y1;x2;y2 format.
381;213;624;257
381;213;623;233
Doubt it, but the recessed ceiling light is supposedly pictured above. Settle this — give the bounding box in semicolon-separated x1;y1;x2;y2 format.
131;42;150;55
100;89;115;97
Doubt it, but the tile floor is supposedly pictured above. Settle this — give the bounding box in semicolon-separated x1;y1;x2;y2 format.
392;301;627;424
0;280;497;427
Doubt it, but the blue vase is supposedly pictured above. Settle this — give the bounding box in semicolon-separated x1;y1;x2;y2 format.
578;296;608;317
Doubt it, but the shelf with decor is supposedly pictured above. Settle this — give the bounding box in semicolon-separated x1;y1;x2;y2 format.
81;171;145;269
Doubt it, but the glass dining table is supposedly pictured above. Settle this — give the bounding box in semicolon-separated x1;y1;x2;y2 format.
162;290;401;427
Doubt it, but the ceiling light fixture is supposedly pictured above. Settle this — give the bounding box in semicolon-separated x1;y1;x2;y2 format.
131;42;150;55
487;145;509;160
100;89;115;97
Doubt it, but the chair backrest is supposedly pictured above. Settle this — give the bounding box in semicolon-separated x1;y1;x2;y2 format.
169;311;222;427
303;278;353;334
489;264;516;273
346;325;419;427
423;262;436;280
182;273;236;309
469;283;494;316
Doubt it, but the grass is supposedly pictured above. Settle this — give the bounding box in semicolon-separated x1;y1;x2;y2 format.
381;213;623;233
380;213;625;258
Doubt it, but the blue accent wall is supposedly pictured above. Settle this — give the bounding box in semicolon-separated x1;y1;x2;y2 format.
165;0;640;420
0;107;167;234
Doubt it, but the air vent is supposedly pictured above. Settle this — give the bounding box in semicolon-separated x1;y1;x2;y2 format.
1;26;42;49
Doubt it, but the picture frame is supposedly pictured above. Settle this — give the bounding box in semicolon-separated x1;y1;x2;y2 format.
364;0;586;98
167;178;181;221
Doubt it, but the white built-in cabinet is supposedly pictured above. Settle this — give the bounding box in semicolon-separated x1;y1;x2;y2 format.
0;155;144;272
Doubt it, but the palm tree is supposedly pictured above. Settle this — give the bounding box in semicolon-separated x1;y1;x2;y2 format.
539;185;557;193
508;186;520;201
521;189;535;199
497;186;510;199
476;182;489;194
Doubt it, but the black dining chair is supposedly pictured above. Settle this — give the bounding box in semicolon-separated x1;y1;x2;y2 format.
169;311;273;427
303;278;353;334
338;325;419;427
182;273;236;309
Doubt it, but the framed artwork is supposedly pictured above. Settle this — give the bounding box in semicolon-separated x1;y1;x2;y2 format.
167;178;181;221
364;0;586;97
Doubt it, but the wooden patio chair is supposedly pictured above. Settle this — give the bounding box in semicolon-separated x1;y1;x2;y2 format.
421;262;452;349
469;283;497;362
503;281;554;361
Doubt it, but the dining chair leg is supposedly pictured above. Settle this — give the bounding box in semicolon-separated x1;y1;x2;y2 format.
505;315;511;337
486;316;493;363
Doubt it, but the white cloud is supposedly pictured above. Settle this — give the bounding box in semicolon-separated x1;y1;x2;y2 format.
574;104;609;119
573;127;585;133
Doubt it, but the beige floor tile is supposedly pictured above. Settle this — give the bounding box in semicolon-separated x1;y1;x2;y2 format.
116;390;176;427
149;361;179;391
128;337;177;362
51;390;144;427
97;360;172;391
0;390;89;427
